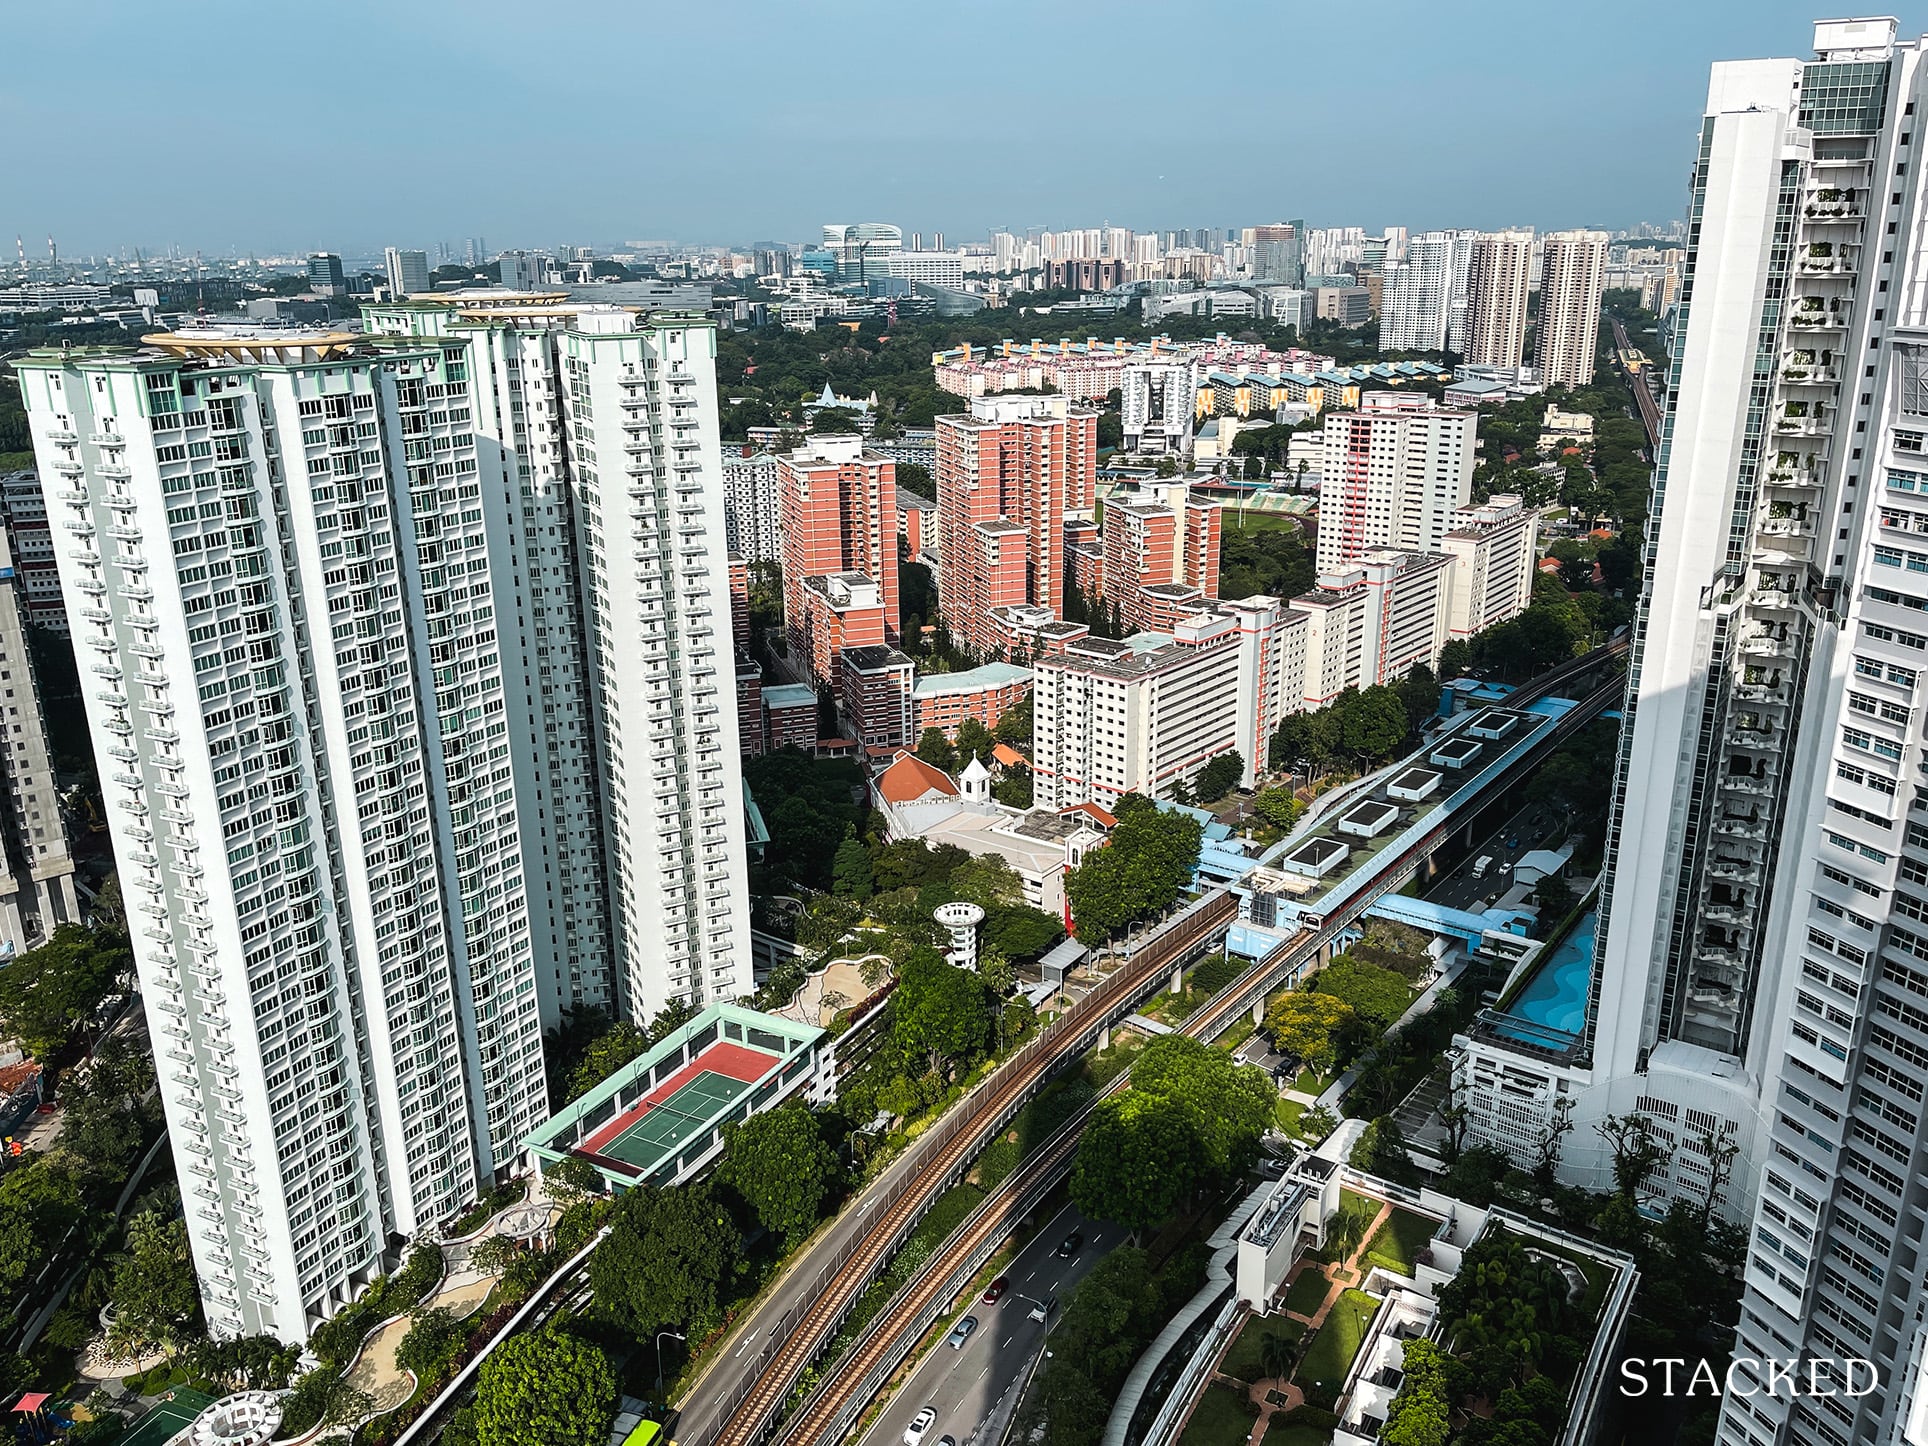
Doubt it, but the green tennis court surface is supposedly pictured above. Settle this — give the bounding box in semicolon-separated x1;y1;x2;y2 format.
590;1069;749;1171
116;1389;216;1446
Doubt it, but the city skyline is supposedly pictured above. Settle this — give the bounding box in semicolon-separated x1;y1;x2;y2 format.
1;0;1852;256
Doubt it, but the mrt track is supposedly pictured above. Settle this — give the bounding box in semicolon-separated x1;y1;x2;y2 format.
698;890;1238;1446
706;671;1625;1446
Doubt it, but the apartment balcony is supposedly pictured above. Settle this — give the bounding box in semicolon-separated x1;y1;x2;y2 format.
1773;416;1830;438
1704;900;1752;927
1789;307;1847;330
1724;774;1775;798
1757;514;1814;540
1715;814;1770;842
42;428;76;445
1795;253;1857;277
1734;680;1788;704
1804;191;1865;219
1779;363;1839;386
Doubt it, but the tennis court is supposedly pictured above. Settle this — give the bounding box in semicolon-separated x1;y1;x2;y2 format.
576;1041;776;1173
116;1389;216;1446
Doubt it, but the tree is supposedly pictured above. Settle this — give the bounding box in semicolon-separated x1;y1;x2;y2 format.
955;717;996;765
0;1157;82;1296
994;766;1034;808
993;694;1034;747
983;903;1061;962
1311;955;1413;1034
1350;1115;1417;1183
1597;1112;1666;1202
58;1035;157;1179
1070;1091;1198;1235
565;1020;650;1103
0;925;129;1057
1263;992;1355;1074
914;726;957;773
109;1213;200;1352
1062;796;1203;941
473;1326;617;1446
1252;786;1302;832
720;1102;839;1249
589;1183;735;1338
890;949;991;1083
1194;750;1244;803
395;1307;466;1384
1127;1036;1274;1182
831;828;873;901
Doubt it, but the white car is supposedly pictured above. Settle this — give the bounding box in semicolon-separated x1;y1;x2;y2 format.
905;1406;938;1446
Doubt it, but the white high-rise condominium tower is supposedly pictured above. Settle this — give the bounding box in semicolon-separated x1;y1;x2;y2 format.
15;327;558;1340
359;294;752;1021
1462;230;1535;369
1377;231;1456;351
1534;229;1608;387
13;300;750;1341
1462;18;1928;1446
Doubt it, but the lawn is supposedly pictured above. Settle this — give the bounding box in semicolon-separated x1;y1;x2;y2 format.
1290;1066;1332;1096
1180;1380;1260;1446
1220;1318;1305;1383
1293;1289;1381;1403
1221;509;1305;535
1362;1207;1438;1277
1282;1266;1331;1317
1274;1098;1305;1135
1316;1188;1380;1260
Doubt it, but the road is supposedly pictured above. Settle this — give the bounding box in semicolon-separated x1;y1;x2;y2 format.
1423;800;1564;912
859;1206;1126;1446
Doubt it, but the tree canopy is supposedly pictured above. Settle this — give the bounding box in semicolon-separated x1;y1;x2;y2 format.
473;1326;617;1446
1063;795;1203;940
1264;991;1355;1073
589;1182;735;1339
1071;1036;1271;1231
0;925;129;1058
720;1102;840;1250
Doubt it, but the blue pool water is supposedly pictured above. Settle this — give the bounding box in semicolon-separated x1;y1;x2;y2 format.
1501;911;1596;1036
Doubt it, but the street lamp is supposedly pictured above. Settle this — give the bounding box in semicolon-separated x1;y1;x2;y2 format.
656;1329;687;1393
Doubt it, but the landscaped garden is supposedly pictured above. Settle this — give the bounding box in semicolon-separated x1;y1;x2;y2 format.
1293;1288;1380;1408
1179;1379;1260;1446
1362;1206;1438;1277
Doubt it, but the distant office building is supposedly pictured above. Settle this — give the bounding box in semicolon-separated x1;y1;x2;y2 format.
383;247;430;298
495;251;547;291
822;223;903;283
936;395;1098;657
1043;258;1129;291
1251;222;1305;286
885;251;966;289
1534;230;1609;387
1462;230;1535;369
1315;287;1373;328
0;528;76;952
305;252;345;296
1316;393;1477;571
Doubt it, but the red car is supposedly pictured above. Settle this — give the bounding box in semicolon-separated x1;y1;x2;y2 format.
982;1276;1009;1305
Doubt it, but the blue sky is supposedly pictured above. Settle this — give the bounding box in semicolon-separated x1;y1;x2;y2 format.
1;0;1867;256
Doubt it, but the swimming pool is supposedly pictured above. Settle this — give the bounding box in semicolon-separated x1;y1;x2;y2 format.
1500;910;1595;1036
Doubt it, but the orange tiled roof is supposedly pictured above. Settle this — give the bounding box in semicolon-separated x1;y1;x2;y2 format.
875;753;960;804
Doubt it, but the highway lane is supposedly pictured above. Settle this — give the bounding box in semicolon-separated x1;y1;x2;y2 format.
859;1205;1128;1446
1424;800;1565;912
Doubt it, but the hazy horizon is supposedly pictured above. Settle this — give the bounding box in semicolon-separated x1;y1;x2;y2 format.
3;0;1863;257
